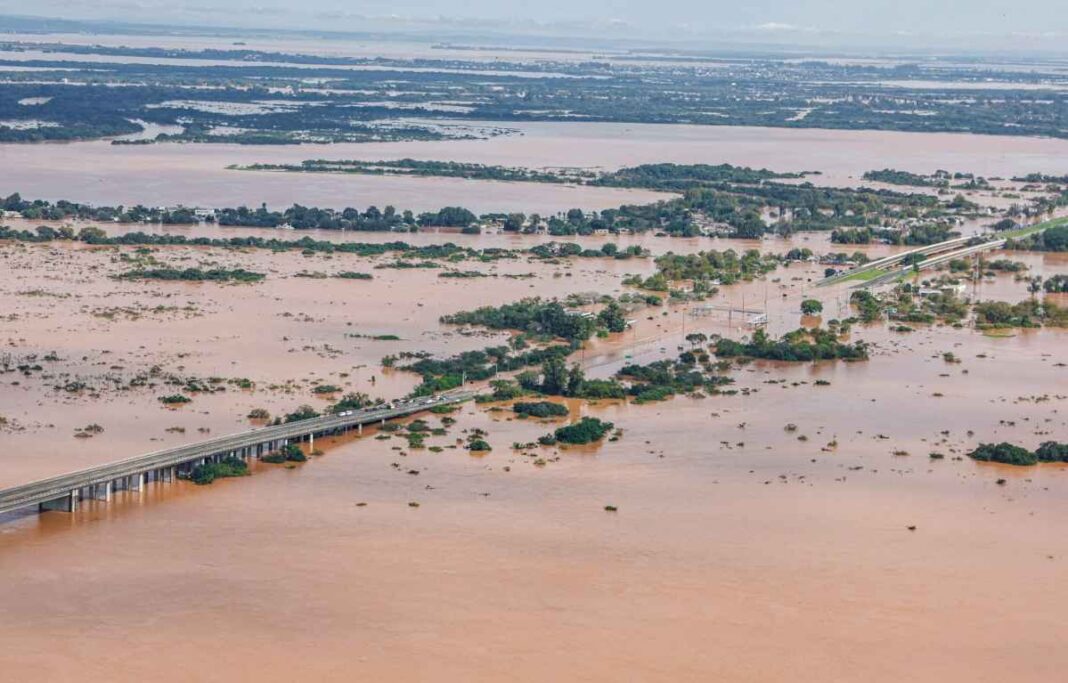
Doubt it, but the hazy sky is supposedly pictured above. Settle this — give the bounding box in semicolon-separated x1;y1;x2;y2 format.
4;1;1066;50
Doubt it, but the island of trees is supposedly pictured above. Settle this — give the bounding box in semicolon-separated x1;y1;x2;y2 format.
714;327;869;362
969;442;1068;466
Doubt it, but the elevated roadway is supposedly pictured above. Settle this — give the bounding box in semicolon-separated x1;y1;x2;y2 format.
0;391;476;516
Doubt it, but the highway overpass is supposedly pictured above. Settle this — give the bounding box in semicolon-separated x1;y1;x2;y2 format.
817;216;1066;289
816;234;977;287
858;238;1007;289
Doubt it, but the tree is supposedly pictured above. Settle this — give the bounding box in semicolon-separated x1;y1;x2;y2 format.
565;364;585;397
419;206;477;227
731;211;767;239
801;299;824;316
552;417;614;445
597;301;627;333
1043;225;1068;251
330;392;370;413
283;405;319;423
77;226;107;242
503;213;525;232
1027;276;1043;298
540;356;568;395
968;442;1036;466
685;332;708;348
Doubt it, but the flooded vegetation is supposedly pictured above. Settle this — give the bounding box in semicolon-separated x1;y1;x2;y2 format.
1;19;1067;683
0;36;1065;143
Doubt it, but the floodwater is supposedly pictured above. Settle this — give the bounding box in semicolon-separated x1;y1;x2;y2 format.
0;32;619;65
1;121;1066;213
1;230;1067;680
0;48;597;79
0;133;670;214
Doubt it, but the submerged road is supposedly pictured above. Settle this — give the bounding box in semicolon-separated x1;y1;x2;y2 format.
0;391;477;516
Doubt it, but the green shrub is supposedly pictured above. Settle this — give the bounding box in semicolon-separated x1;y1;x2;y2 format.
553;417;614;445
513;401;569;418
1035;441;1068;462
187;456;249;485
968;442;1037;466
281;443;307;462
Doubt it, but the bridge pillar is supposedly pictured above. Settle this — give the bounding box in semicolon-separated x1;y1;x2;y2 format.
39;490;78;513
309;433;314;451
88;482;112;502
358;423;363;435
129;473;145;491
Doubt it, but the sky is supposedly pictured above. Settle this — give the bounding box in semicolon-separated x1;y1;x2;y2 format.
2;0;1066;52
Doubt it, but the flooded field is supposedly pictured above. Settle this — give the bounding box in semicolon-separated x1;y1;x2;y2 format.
0;32;618;65
1;121;1066;212
1;223;1067;679
1;29;1067;673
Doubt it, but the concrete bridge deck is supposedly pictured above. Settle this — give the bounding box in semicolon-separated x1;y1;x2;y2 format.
816;216;1066;289
857;239;1007;289
0;391;476;516
816;235;976;287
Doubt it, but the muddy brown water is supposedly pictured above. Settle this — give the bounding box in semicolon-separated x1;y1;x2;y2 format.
1;228;1067;680
1;121;1066;213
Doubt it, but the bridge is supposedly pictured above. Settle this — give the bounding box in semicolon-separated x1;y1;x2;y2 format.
857;238;1006;289
815;216;1067;290
0;391;477;517
815;234;979;288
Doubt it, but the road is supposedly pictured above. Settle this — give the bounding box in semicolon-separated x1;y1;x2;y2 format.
0;391;477;516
